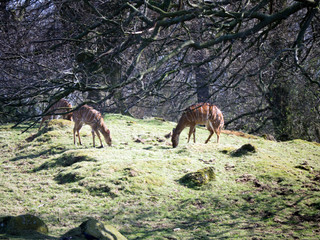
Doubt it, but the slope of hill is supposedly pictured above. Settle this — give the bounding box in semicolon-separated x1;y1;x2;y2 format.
0;114;319;239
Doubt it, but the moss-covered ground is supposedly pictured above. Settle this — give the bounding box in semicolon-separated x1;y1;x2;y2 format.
0;114;319;239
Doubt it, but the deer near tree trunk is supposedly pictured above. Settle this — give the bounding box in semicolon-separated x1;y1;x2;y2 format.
171;103;224;148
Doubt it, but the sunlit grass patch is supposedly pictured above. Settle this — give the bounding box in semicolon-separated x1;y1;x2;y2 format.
47;119;73;129
0;115;320;239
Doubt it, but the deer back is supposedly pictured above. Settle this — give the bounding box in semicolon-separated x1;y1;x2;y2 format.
73;105;102;127
57;99;72;120
182;103;223;127
43;99;72;119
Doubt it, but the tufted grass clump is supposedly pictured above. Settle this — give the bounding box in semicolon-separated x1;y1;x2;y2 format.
230;143;257;157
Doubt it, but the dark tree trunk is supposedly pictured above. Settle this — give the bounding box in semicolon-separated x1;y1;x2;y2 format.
268;86;291;141
195;66;209;103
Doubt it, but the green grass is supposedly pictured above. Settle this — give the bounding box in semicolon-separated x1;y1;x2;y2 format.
1;114;320;239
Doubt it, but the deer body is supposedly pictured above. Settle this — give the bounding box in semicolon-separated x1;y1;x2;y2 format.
39;99;72;130
73;105;112;148
171;103;224;148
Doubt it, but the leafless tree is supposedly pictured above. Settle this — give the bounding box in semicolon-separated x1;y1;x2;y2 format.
0;0;319;141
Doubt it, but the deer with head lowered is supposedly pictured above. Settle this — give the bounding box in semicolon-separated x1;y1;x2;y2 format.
39;99;73;130
73;105;112;148
171;103;224;148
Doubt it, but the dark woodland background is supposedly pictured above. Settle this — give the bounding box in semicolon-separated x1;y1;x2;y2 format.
0;0;319;142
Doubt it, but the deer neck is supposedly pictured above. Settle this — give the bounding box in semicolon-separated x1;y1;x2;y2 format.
175;115;189;135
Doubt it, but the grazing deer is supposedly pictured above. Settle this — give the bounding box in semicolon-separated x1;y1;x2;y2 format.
171;103;224;148
73;105;112;148
39;99;73;130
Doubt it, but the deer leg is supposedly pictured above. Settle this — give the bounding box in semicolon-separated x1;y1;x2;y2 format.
76;123;83;145
91;129;96;148
193;128;196;143
188;125;196;143
77;128;82;145
205;121;216;144
205;130;214;144
39;118;45;131
39;115;50;130
95;130;104;148
73;123;77;145
215;128;220;143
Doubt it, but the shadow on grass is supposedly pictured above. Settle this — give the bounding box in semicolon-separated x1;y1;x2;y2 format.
118;189;318;239
10;126;69;162
119;199;268;239
158;146;172;150
10;148;67;162
0;233;58;240
25;126;50;143
54;171;86;184
33;151;97;172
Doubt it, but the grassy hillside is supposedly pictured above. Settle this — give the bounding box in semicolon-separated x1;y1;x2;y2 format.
0;114;319;239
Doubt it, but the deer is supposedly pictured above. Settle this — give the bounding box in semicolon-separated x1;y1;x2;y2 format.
171;103;224;148
73;104;112;148
39;99;73;130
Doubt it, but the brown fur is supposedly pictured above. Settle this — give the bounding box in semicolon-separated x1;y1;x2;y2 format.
73;105;112;148
39;99;72;130
171;103;224;148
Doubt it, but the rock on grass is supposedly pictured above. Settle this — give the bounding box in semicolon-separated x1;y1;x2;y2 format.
179;167;215;188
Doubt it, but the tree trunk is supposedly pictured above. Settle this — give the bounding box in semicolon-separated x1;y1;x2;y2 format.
268;86;291;141
195;66;210;103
